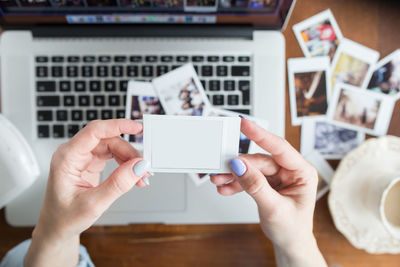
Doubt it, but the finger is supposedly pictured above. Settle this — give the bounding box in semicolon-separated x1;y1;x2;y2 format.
91;136;141;164
91;159;150;208
68;119;142;156
216;181;243;196
229;157;281;209
240;118;308;171
210;174;234;186
239;153;280;176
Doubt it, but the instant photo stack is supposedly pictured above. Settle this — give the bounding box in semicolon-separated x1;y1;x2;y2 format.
124;63;269;186
290;9;400;199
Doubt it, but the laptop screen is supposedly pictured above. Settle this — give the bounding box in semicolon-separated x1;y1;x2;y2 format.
0;0;294;28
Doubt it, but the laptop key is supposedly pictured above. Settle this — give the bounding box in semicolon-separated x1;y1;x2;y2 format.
176;56;189;62
114;55;127;62
200;80;206;90
89;81;101;92
53;125;65;138
224;80;235;91
171;65;181;70
51;66;63;77
35;56;48;63
212;95;224;105
109;95;120;106
157;65;169;76
101;110;113;120
67;125;80;137
142;66;153;77
239;80;250;105
74;81;86;91
37;110;53;121
71;110;83;121
79;95;90;106
98;55;111;62
38;125;50;138
59;81;71;92
201;65;213;76
119;80;128;92
122;94;127;106
192;56;204;62
82;66;93;77
116;109;125;118
145;55;158;62
228;95;239;105
130;56;142;62
97;66;108;77
232;66;250;76
105;80;116;91
83;56;96;63
51;56;64;63
86;110;98;121
36;66;48;77
223;56;235;62
67;66;78;77
56;110;68;121
37;81;56;92
207;56;219;62
94;95;105;106
193;65;199;73
161;55;173;62
112;66;123;77
127;66;138;77
63;95;75;106
228;109;250;115
209;80;220;91
238;56;250;62
67;56;80;63
216;66;228;76
37;96;60;107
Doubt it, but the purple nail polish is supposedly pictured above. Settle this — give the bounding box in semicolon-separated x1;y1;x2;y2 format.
230;158;247;177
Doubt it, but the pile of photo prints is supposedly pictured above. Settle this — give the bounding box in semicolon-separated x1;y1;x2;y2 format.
124;63;269;186
290;9;400;199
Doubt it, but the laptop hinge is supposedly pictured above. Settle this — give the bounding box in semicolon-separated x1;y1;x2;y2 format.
25;25;253;39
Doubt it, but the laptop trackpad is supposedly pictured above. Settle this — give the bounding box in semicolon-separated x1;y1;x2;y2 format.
101;161;186;212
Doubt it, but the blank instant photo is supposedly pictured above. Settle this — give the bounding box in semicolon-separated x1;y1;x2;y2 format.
304;151;334;201
187;108;269;186
143;114;240;173
124;81;165;148
331;38;379;89
301;117;365;160
288;56;331;126
367;49;400;96
152;63;211;116
327;83;395;136
293;9;343;61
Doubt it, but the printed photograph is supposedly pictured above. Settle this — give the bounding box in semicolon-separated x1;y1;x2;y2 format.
333;88;381;130
129;95;165;143
332;53;370;88
294;71;328;118
367;50;400;95
53;0;84;6
300;19;340;60
314;121;361;157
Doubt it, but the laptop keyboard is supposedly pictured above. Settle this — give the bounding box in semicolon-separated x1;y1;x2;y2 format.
35;54;252;138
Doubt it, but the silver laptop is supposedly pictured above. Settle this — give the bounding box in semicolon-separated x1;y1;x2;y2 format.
0;0;294;226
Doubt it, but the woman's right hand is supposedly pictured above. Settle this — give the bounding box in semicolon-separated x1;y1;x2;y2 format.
211;118;327;267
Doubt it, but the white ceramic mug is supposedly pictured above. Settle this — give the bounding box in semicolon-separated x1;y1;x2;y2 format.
379;174;400;239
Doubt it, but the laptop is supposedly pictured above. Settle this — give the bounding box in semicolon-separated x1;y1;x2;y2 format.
0;0;294;226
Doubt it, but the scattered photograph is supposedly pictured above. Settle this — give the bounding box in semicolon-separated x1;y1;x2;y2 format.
331;38;379;89
184;0;217;12
293;9;343;61
288;57;331;126
367;49;400;95
153;63;211;116
301;118;365;160
327;83;395;136
125;81;165;145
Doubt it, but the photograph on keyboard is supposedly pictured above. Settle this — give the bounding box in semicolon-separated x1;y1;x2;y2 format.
153;63;211;116
287;56;331;126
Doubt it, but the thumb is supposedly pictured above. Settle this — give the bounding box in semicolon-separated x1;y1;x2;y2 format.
230;157;279;210
92;158;150;209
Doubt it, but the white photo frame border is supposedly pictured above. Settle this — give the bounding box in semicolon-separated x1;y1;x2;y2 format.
326;83;395;136
330;38;380;89
287;56;331;126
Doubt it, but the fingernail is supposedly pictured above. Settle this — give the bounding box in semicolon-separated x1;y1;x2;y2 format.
210;173;217;176
133;160;150;177
230;158;247;177
143;177;150;186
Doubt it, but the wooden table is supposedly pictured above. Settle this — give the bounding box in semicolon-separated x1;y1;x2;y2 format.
1;0;400;266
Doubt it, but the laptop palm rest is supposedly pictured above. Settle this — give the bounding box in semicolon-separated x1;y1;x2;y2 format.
101;161;186;213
